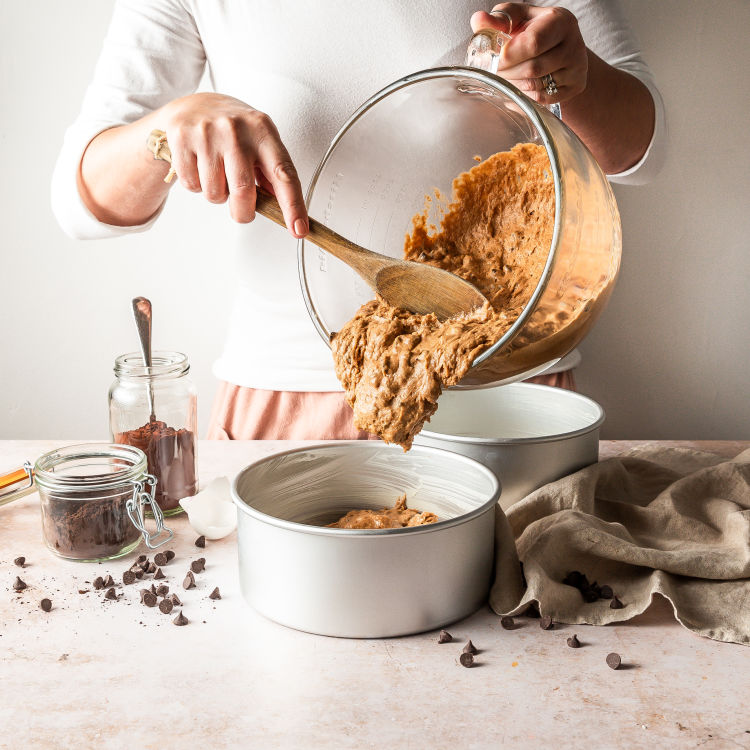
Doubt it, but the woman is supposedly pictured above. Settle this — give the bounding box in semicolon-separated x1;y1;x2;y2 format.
52;1;665;440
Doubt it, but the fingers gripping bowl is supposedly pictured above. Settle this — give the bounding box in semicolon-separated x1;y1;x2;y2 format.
231;443;500;638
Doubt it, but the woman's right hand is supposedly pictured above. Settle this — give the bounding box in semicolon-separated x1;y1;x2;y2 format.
161;92;308;236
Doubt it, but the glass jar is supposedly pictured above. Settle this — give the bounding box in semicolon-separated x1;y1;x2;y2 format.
109;351;198;516
34;443;172;562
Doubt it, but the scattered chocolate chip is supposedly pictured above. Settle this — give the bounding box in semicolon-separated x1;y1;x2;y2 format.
190;558;206;574
146;562;157;574
173;610;189;626
136;554;147;564
567;634;581;648
92;576;105;590
540;615;554;630
170;593;182;606
165;550;175;562
122;570;136;585
156;584;169;597
610;596;625;609
102;574;115;587
599;584;614;600
104;587;117;600
437;630;452;644
208;587;221;600
150;583;158;595
13;556;25;567
13;577;27;592
158;598;174;615
562;570;586;589
140;589;157;607
500;616;515;630
153;552;168;567
134;568;144;579
78;589;90;595
606;652;622;670
183;571;196;590
195;535;206;548
462;640;477;655
40;598;52;612
459;652;474;668
581;588;599;603
138;559;150;571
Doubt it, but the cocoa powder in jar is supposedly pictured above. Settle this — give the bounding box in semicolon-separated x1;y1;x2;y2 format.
115;419;196;512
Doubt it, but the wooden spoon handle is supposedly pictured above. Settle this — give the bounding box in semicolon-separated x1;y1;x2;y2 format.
254;190;388;280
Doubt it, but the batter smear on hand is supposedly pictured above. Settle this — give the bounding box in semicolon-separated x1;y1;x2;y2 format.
331;143;554;449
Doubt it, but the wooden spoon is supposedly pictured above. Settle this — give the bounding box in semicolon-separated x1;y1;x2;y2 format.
147;130;487;320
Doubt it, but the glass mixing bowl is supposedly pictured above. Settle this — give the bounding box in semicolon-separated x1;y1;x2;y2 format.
298;62;621;387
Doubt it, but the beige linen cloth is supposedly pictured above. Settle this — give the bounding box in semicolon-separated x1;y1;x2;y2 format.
489;445;750;645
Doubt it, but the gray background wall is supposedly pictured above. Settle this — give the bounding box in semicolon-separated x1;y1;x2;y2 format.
1;1;748;440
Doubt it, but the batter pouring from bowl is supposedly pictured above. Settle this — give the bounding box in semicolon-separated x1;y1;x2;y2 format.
52;2;664;441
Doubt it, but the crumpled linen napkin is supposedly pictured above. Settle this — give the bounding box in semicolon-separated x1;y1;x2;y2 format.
489;445;750;645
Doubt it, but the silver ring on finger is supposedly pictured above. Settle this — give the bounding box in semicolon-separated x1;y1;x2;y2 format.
541;72;558;96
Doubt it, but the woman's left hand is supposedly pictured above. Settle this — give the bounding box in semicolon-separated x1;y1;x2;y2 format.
470;3;589;105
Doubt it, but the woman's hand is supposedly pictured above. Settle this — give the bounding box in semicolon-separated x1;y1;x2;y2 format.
470;3;589;106
162;92;308;235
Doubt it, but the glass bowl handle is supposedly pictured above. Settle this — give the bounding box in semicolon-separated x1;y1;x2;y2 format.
464;25;561;119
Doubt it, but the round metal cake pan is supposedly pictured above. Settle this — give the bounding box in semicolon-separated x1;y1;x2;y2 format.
414;383;604;510
231;442;501;638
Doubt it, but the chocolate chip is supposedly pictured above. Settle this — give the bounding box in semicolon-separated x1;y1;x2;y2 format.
195;535;206;548
146;562;157;574
462;640;477;655
437;630;452;644
93;576;105;590
540;615;554;630
104;587;117;600
13;577;27;592
500;616;515;630
173;610;189;626
459;652;474;668
140;589;157;607
153;552;168;567
183;571;196;590
190;558;206;574
610;596;624;609
40;598;52;612
581;588;599;603
563;571;586;589
150;583;158;595
599;584;614;599
134;568;144;579
606;652;622;670
165;550;175;562
170;593;182;606
208;587;221;600
158;598;174;615
567;634;581;648
122;570;136;585
136;554;147;564
156;584;169;597
102;575;115;588
78;589;89;595
13;556;25;568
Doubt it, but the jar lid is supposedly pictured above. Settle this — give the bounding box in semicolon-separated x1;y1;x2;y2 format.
34;443;147;492
114;351;189;380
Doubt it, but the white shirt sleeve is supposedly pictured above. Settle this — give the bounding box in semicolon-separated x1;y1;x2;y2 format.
50;0;206;240
536;0;667;185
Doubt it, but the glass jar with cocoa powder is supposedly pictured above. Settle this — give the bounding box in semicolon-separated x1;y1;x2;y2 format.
34;443;172;562
109;352;198;516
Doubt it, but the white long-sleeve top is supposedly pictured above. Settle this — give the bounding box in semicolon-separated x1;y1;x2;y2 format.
51;0;666;391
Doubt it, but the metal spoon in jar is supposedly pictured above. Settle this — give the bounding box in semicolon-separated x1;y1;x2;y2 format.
146;130;487;321
131;296;156;422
